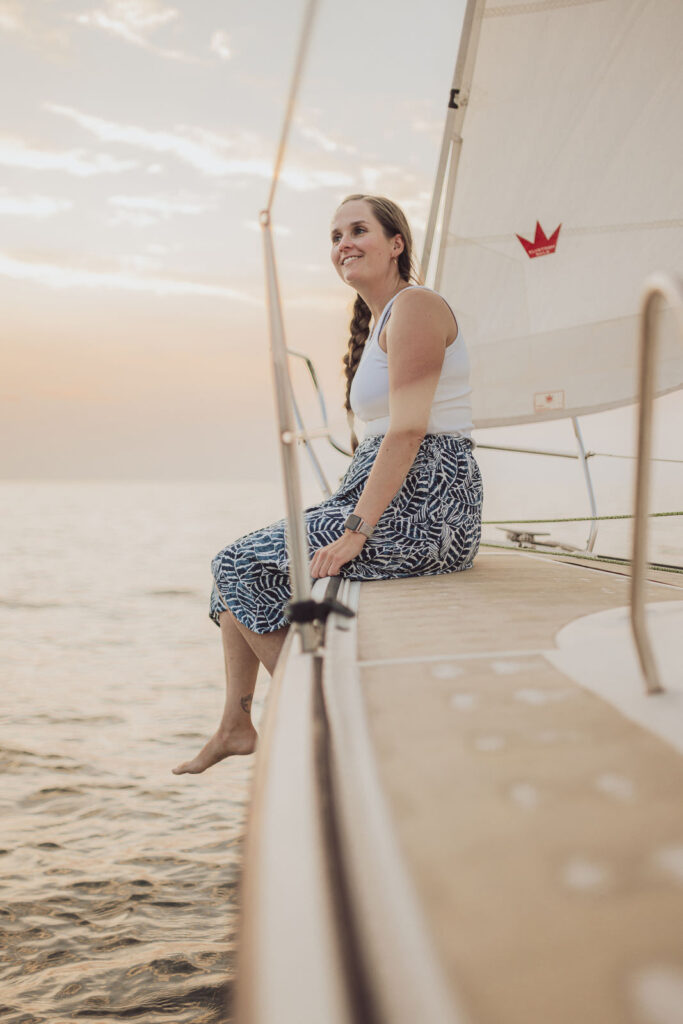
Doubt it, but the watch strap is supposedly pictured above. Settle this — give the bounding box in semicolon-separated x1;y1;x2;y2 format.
344;513;374;538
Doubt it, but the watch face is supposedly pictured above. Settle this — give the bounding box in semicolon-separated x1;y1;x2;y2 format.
345;514;361;531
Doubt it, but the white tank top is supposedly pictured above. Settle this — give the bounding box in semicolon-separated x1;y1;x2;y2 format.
349;285;473;439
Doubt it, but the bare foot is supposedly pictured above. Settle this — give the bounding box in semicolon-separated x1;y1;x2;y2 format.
172;724;258;775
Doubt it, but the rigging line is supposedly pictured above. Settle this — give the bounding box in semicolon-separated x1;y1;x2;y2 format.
480;541;683;575
483;512;682;525
475;444;683;465
590;452;683;465
264;0;321;215
486;0;605;16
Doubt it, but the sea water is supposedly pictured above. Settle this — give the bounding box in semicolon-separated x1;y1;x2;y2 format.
1;464;681;1024
0;480;284;1024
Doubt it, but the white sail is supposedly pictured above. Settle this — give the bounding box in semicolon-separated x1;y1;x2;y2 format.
428;0;683;428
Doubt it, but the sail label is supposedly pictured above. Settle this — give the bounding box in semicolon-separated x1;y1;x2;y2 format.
534;390;565;412
516;222;561;259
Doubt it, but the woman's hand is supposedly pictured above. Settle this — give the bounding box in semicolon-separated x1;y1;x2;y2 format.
310;530;367;578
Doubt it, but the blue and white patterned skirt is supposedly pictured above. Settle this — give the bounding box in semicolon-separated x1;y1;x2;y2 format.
210;433;483;634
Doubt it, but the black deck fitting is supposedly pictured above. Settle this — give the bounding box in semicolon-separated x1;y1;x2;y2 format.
284;595;355;625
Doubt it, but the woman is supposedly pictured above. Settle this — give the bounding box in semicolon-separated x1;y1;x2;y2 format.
173;194;482;776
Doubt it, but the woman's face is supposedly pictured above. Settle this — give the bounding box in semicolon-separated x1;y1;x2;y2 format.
330;199;403;286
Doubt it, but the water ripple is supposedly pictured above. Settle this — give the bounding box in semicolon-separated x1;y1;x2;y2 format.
0;480;283;1023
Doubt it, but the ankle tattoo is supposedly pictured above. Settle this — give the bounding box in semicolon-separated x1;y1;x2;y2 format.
240;692;254;714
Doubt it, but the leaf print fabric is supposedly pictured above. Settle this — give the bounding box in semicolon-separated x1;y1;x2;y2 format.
210;434;483;634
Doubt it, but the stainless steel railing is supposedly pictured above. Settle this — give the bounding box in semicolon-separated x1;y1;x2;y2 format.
257;0;321;654
287;350;353;455
287;349;353;498
630;272;683;695
294;361;609;556
260;212;319;654
476;421;600;553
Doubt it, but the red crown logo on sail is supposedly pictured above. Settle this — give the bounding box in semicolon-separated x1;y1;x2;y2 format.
516;221;561;258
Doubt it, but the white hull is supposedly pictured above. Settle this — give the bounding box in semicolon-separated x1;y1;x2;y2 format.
235;550;683;1024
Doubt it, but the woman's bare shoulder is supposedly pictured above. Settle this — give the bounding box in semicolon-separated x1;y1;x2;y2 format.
393;285;439;308
386;287;455;339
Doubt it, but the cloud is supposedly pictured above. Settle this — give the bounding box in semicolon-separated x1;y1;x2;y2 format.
409;118;445;137
72;0;195;61
210;30;231;60
107;209;158;227
0;1;22;32
146;242;175;255
47;104;237;175
394;191;433;232
106;191;213;225
0;250;260;302
295;119;357;156
0;136;137;177
102;0;179;31
245;220;290;237
181;126;233;152
0;192;73;217
46;105;355;190
359;164;404;193
109;192;213;218
351;164;422;200
118;253;163;272
278;166;353;191
0;3;71;53
397;98;447;142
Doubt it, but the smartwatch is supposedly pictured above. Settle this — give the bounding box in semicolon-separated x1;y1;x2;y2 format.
344;513;374;538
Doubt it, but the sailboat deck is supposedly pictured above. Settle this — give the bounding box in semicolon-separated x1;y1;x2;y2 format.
354;551;683;1024
528;550;683;589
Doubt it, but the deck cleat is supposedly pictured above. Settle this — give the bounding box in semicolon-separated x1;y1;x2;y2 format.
496;526;581;552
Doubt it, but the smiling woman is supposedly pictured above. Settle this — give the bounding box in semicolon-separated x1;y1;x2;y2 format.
172;193;483;777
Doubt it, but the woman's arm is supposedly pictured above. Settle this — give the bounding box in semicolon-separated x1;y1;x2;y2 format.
310;289;451;578
351;288;449;526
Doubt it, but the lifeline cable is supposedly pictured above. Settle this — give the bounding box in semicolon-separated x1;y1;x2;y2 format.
483;510;682;525
480;541;683;575
590;451;683;464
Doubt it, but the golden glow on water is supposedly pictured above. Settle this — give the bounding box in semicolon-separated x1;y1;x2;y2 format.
0;481;283;1024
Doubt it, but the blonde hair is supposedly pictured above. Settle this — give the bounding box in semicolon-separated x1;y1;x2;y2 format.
338;194;422;449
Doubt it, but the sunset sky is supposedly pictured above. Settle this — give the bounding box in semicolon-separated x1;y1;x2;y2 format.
1;0;470;479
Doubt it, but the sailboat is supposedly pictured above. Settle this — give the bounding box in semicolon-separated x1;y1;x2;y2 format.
234;1;683;1022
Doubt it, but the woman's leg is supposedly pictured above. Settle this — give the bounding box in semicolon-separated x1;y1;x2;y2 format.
172;608;289;775
228;608;290;677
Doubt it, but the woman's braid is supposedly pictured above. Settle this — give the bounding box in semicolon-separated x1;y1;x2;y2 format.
342;294;371;451
343;294;371;412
